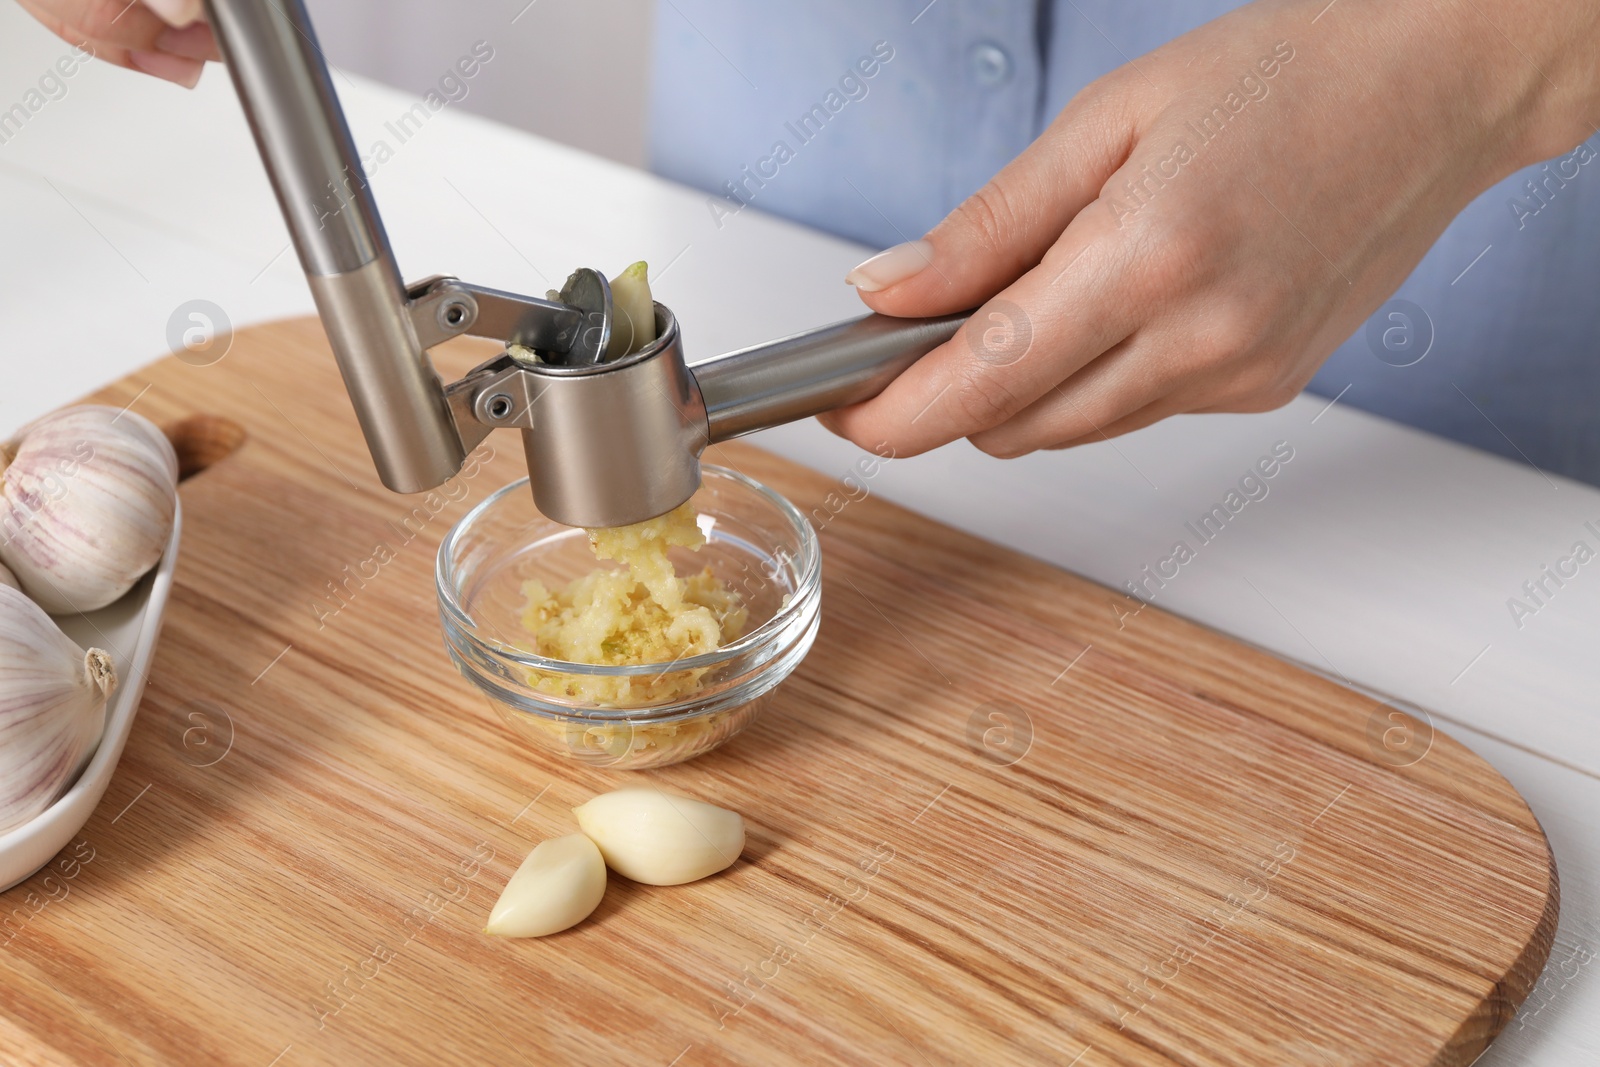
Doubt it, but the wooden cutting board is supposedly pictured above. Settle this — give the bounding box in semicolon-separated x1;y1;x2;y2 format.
0;319;1556;1067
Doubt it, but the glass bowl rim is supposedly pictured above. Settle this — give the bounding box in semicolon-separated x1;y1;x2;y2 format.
436;464;821;676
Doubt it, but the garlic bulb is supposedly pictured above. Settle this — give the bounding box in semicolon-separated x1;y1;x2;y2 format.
485;833;608;937
0;406;178;613
574;787;744;885
0;560;17;591
0;585;116;833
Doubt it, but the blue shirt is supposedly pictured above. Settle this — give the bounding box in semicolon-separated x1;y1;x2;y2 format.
649;1;1600;486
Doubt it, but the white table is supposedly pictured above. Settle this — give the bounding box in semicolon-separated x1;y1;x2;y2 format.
2;10;1595;1063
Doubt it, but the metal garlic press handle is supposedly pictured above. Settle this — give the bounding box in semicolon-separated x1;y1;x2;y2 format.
206;0;465;494
693;312;968;441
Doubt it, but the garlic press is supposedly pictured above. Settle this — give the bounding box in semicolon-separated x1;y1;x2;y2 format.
204;0;966;528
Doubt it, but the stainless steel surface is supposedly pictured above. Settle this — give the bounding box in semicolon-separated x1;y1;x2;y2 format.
307;264;464;492
442;346;536;456
556;268;613;366
458;356;540;430
406;276;479;351
467;285;582;352
448;308;971;527
514;307;707;528
693;312;969;442
208;0;463;493
407;276;582;352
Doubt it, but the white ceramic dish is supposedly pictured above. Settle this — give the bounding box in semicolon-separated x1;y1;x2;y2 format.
0;503;182;891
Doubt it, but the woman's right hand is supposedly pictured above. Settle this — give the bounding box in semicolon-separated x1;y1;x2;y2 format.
14;0;219;88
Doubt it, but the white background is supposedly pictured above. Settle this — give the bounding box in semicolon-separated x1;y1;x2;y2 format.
305;0;655;166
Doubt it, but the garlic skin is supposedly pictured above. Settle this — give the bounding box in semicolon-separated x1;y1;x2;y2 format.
0;560;17;591
0;585;116;833
574;788;744;886
485;833;608;937
0;406;178;613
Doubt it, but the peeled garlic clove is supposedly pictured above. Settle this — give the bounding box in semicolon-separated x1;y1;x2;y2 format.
486;833;607;937
0;585;116;833
0;406;178;613
574;787;744;886
604;261;657;360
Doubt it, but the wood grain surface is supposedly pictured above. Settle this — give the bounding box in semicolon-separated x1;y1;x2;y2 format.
0;319;1557;1066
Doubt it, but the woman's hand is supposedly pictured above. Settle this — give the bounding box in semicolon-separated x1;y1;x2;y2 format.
15;0;218;88
823;0;1600;458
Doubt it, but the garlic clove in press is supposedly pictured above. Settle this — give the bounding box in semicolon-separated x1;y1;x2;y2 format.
0;585;116;834
604;260;656;361
573;787;744;886
0;405;179;614
485;833;608;937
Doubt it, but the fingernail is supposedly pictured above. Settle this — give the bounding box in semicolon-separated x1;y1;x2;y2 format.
155;22;214;61
143;0;203;27
845;240;933;292
129;50;204;89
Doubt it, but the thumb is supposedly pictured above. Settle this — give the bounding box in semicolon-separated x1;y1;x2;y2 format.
845;92;1133;317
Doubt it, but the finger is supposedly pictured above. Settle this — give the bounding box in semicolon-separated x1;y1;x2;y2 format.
843;78;1137;318
20;0;170;48
44;37;203;88
822;207;1142;457
142;0;204;27
1032;353;1302;453
1039;395;1190;453
976;339;1281;456
126;45;206;86
146;20;219;61
79;40;141;75
954;328;1190;457
16;0;216;68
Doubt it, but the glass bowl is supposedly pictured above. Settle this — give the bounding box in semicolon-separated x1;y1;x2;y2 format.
436;466;821;769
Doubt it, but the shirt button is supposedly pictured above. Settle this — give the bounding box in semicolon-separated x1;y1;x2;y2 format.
968;41;1013;88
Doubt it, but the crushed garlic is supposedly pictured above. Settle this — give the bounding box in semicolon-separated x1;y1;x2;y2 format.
520;503;747;705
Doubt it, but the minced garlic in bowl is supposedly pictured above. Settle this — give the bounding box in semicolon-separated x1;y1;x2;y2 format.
519;502;750;705
437;467;821;769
